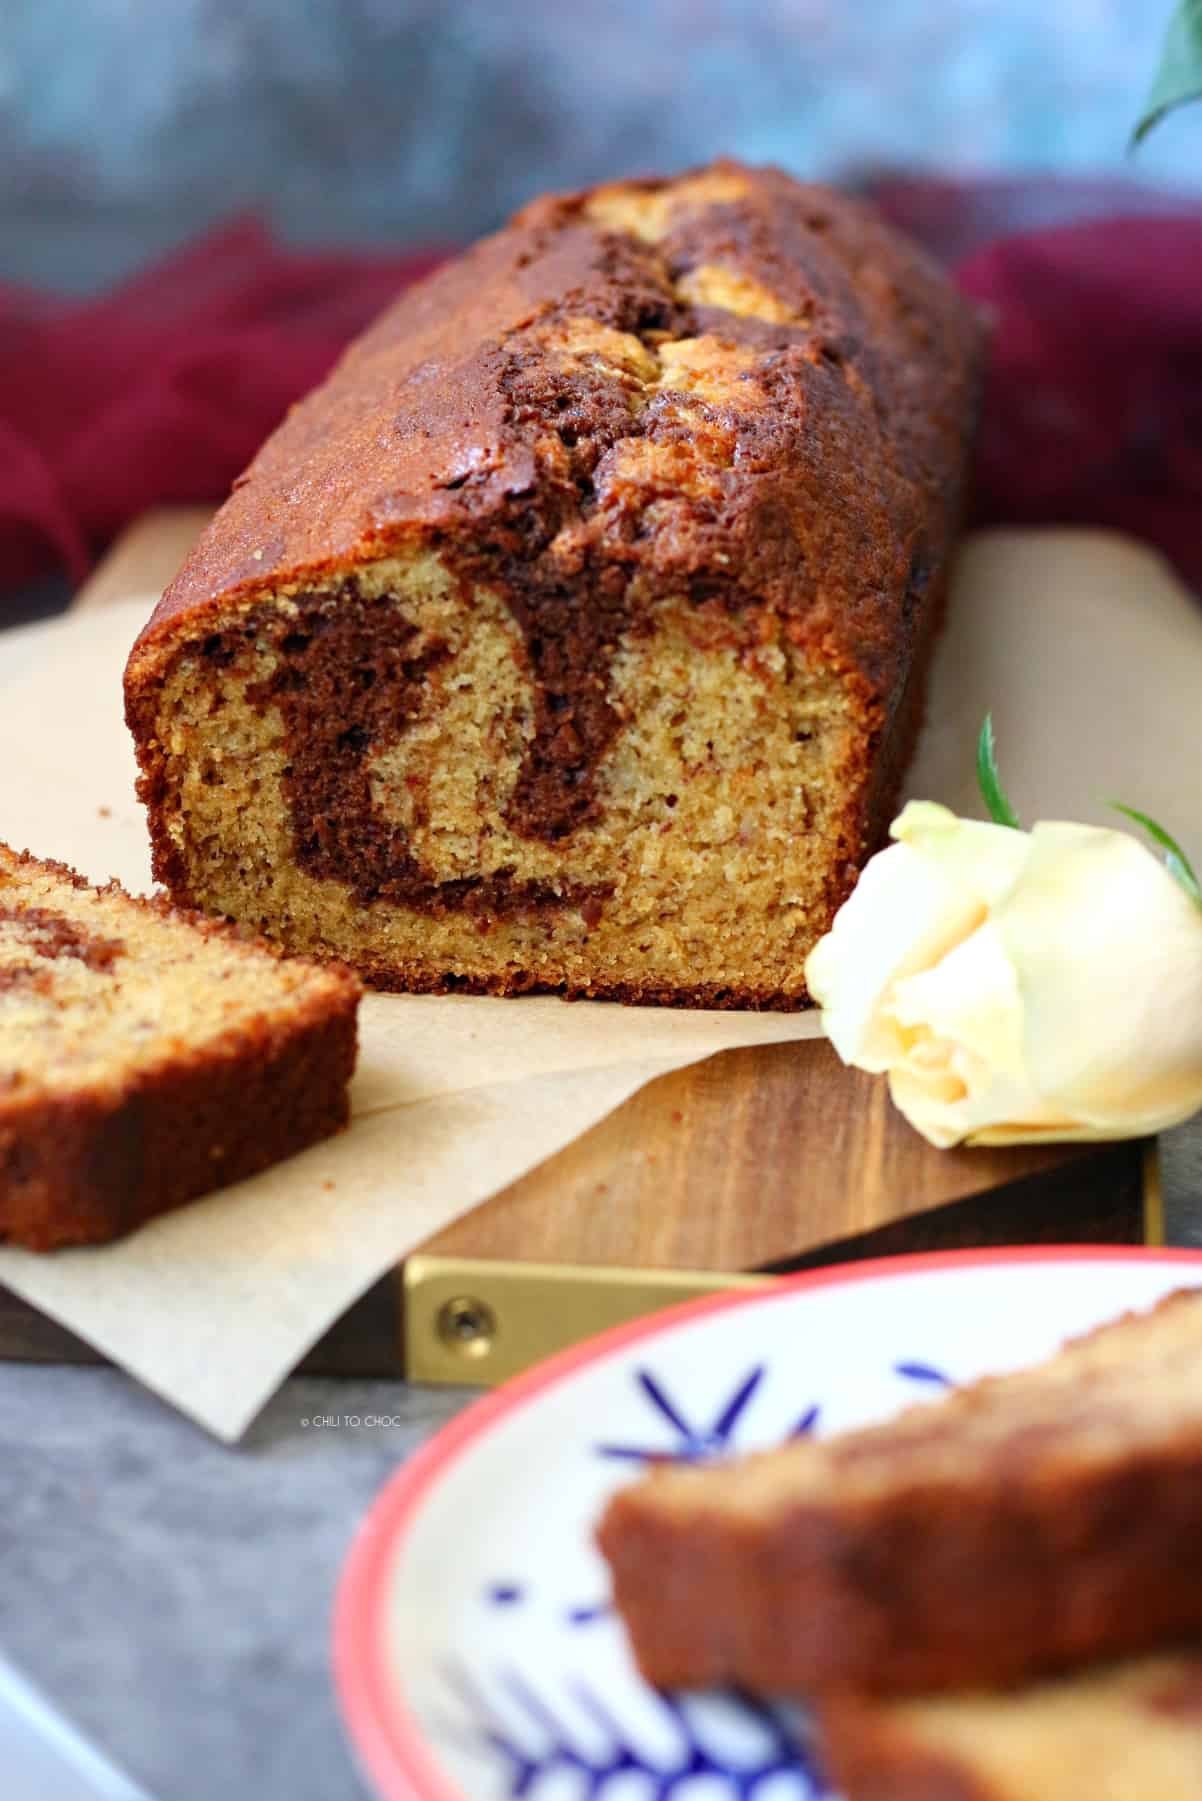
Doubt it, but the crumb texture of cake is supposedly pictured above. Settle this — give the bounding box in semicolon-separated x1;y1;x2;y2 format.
0;843;360;1249
596;1288;1202;1695
818;1651;1202;1801
124;160;981;1006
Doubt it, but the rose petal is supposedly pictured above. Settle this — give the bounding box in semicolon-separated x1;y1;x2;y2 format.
890;800;1033;910
885;926;1071;1146
994;822;1202;1137
806;801;1030;1071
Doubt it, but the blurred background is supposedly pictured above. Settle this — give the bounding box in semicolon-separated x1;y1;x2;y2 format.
3;0;1202;290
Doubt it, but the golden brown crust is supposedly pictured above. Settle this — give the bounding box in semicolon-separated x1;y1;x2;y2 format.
124;161;981;1003
129;162;978;673
0;843;361;1249
596;1290;1202;1697
327;961;806;1008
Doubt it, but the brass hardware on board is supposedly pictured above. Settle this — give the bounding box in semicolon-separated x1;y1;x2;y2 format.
404;1255;772;1386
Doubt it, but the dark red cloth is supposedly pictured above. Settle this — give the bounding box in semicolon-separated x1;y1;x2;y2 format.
0;217;442;596
2;190;1201;602
870;177;1202;594
958;215;1202;590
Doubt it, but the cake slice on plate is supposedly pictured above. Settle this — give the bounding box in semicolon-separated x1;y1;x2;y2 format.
597;1287;1202;1695
0;842;360;1249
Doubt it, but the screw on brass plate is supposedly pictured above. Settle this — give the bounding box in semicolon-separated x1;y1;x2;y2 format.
435;1295;498;1359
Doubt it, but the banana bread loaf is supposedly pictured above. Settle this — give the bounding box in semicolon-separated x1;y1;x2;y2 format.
0;842;360;1248
817;1652;1202;1801
596;1288;1202;1696
124;160;981;1006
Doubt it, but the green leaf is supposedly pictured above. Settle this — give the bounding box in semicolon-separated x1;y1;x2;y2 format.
976;715;1022;830
1131;0;1202;145
1111;802;1202;908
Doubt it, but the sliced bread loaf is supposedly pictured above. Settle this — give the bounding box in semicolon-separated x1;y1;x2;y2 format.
0;843;360;1248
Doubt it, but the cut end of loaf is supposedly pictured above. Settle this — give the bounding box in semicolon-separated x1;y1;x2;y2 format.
129;549;878;1004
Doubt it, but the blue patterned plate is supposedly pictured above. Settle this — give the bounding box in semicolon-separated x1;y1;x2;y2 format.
334;1246;1202;1800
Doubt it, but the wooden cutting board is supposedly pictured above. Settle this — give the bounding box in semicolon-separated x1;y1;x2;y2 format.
0;511;1150;1383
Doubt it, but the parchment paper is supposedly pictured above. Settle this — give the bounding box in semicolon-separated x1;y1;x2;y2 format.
0;528;1198;1437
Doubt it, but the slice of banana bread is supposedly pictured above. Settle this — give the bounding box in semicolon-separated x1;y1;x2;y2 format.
817;1651;1202;1801
0;843;360;1249
124;159;981;1007
596;1288;1202;1696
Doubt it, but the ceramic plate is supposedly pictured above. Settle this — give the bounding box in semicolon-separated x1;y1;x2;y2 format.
335;1246;1202;1800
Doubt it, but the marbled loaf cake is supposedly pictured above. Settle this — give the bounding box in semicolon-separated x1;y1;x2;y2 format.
125;161;981;1006
0;843;359;1248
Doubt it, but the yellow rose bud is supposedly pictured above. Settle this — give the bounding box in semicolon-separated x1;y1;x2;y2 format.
805;800;1202;1147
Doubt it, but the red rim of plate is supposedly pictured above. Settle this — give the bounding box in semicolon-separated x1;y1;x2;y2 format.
333;1243;1202;1801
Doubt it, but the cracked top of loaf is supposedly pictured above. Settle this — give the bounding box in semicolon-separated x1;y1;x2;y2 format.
130;160;981;712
